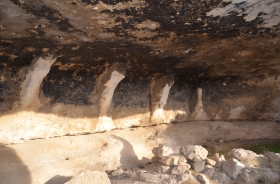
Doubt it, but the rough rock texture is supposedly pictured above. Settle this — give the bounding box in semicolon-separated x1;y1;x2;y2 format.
65;170;111;184
222;158;245;179
0;121;278;184
0;0;280;143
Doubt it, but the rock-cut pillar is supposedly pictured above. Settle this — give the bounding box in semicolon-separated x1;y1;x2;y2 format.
150;75;174;124
21;55;56;109
94;63;126;132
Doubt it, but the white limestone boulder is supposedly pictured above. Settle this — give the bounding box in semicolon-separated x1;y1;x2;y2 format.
181;145;208;161
222;158;245;179
158;155;188;166
228;148;269;167
171;165;191;175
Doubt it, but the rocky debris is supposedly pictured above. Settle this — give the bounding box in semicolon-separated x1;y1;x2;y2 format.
158;155;188;166
222;158;245;179
171;165;191;175
136;170;159;183
153;144;180;158
155;165;172;174
228;148;269;167
65;170;111;184
212;171;231;183
181;145;208;161
106;144;280;184
192;160;206;172
111;168;124;177
205;158;216;166
198;174;210;184
202;165;215;178
264;152;280;171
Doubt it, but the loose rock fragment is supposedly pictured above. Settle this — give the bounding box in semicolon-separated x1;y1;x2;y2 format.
192;160;205;172
181;145;208;161
202;165;215;178
205;158;216;166
65;170;111;184
111;168;123;177
136;170;159;183
222;158;245;179
158;155;188;166
171;164;191;175
198;174;210;184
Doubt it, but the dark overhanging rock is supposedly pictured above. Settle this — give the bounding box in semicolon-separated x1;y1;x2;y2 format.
0;0;280;143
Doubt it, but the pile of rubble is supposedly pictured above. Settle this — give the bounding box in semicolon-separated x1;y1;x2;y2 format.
66;144;280;184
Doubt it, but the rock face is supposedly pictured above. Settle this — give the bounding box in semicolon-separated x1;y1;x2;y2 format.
0;0;280;144
222;158;245;179
107;145;280;184
65;170;111;184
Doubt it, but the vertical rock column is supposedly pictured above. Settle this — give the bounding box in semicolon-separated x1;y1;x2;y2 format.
94;63;126;132
191;88;208;120
150;75;174;124
21;55;56;109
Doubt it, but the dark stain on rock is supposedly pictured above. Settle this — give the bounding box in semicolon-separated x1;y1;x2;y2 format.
42;65;97;105
10;1;76;32
101;0;276;38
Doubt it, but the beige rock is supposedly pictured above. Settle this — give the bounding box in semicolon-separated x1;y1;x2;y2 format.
202;165;214;178
205;158;216;166
219;155;226;161
158;155;188;166
198;174;210;184
215;160;226;168
171;165;191;175
222;158;245;179
215;155;226;168
192;160;205;172
155;165;172;174
153;144;180;158
176;171;192;183
239;167;280;184
264;152;280;171
112;168;124;177
212;171;231;184
181;145;208;161
183;175;201;184
65;170;111;184
211;153;220;162
129;172;139;180
136;170;159;183
228;148;269;167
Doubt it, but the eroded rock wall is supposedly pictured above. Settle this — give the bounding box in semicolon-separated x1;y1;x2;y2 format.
0;58;279;144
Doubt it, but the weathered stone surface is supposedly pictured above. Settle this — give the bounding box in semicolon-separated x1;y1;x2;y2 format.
171;165;191;175
211;153;220;162
202;165;215;178
181;145;208;161
192;160;206;172
176;171;192;183
0;0;280;146
222;158;245;179
264;152;280;171
228;148;269;167
136;170;159;183
212;171;231;184
153;144;180;158
65;170;111;184
239;167;280;184
155;165;173;174
1;123;280;183
205;158;216;166
111;168;124;177
158;155;188;166
198;174;210;184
